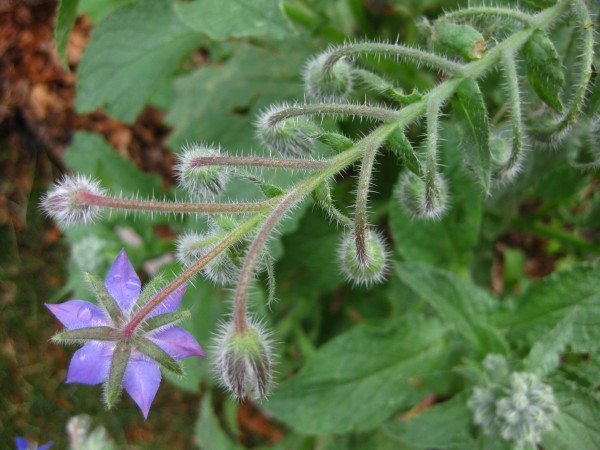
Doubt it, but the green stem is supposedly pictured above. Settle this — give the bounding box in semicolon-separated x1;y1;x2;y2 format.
441;6;534;25
189;154;329;171
267;102;400;125
323;42;466;76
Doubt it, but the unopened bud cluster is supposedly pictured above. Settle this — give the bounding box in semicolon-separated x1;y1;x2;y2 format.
467;355;558;447
396;171;448;220
338;230;389;285
176;144;230;199
304;53;354;102
41;175;104;226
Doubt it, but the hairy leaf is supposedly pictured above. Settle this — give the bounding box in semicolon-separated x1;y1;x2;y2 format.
522;29;565;112
265;317;449;434
451;78;491;191
396;263;507;354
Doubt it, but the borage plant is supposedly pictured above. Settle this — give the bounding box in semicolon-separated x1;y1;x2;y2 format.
44;0;599;448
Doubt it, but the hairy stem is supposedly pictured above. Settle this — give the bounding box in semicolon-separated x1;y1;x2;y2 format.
268;103;400;126
441;6;533;25
353;138;381;266
323;42;466;76
424;97;441;212
189;155;329;171
79;191;274;215
498;49;523;179
123;214;263;337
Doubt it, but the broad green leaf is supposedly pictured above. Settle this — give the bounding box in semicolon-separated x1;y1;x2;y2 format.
78;0;132;23
396;263;507;354
167;41;311;152
54;0;79;66
65;132;163;195
522;309;576;376
390;126;483;271
451;78;491;191
501;263;600;352
195;391;243;450
264;317;449;435
383;393;476;449
76;0;203;122
522;29;565;112
175;0;292;41
543;386;600;450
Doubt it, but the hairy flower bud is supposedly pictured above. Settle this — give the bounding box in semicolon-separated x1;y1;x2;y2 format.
396;170;448;220
304;53;353;102
338;230;389;285
214;319;273;400
175;144;229;199
176;231;239;286
256;104;321;157
432;22;486;61
41;175;105;226
490;135;522;183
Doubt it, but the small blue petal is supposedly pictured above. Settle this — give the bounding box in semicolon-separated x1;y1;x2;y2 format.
14;437;29;450
38;442;54;450
105;249;141;313
45;301;110;330
66;342;113;385
146;284;187;318
123;353;162;419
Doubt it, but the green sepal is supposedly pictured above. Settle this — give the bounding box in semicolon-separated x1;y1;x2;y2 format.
237;170;284;198
136;273;167;309
135;336;183;376
522;29;565;112
52;326;119;344
85;272;122;321
353;69;422;105
104;341;132;409
387;128;423;176
312;181;353;227
317;133;354;153
433;22;486;61
140;310;191;333
451;78;491;192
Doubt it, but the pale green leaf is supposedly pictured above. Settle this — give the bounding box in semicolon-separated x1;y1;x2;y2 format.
451;78;491;191
264;317;449;435
75;0;203;122
175;0;292;41
195;391;243;450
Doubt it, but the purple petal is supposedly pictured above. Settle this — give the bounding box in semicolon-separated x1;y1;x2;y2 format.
14;438;28;450
105;249;141;313
66;342;113;385
45;300;110;329
150;326;206;360
146;284;188;318
38;442;54;450
123;352;162;419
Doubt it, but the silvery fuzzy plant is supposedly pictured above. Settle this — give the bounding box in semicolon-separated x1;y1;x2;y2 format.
43;0;597;446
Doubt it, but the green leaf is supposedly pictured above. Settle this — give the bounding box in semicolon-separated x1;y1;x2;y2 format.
195;391;243;450
522;29;565;112
543;386;600;450
501;263;600;352
140;310;191;333
75;0;203;122
390;126;483;271
383;393;476;449
395;263;507;354
65;132;163;196
264;317;449;435
522;309;576;376
54;0;80;66
451;78;491;191
386;128;422;176
175;0;292;41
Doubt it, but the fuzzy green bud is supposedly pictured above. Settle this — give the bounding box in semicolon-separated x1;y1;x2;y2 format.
432;22;486;61
338;230;388;285
175;144;229;199
214;319;273;400
396;171;448;220
304;53;354;102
